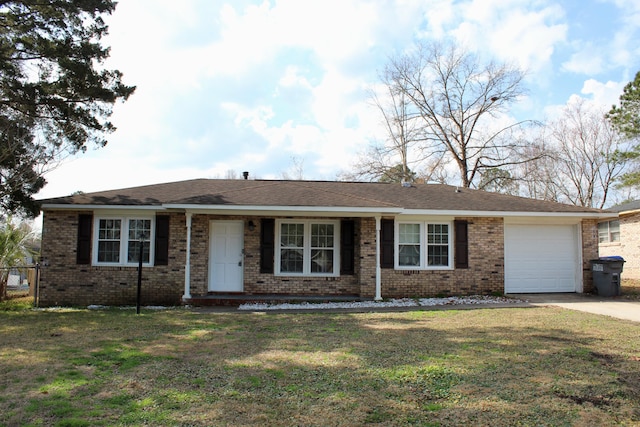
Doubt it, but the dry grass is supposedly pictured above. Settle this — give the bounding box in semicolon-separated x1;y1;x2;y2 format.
622;278;640;300
0;304;639;426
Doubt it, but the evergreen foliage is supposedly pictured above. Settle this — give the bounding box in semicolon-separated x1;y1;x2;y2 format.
0;1;135;217
607;71;640;187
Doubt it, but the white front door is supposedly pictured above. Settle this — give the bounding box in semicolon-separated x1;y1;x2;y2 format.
209;221;244;292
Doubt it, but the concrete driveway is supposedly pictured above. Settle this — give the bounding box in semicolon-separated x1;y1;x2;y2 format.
516;293;640;323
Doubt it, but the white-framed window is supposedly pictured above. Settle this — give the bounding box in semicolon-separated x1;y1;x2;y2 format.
275;219;340;276
93;216;154;266
598;220;620;243
396;221;453;269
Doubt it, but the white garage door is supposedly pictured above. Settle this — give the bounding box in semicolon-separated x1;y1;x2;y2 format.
505;224;580;293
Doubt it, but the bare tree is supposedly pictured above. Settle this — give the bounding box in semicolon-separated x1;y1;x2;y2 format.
340;80;435;182
381;41;536;188
516;143;562;202
366;82;425;182
520;99;628;208
281;157;305;180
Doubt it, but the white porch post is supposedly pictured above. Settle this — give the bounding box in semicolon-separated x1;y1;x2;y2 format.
375;216;382;301
183;212;193;301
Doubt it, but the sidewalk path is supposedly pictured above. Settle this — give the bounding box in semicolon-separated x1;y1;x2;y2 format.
517;293;640;323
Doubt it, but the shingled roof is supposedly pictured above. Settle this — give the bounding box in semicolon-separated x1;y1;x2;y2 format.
39;178;609;215
607;199;640;214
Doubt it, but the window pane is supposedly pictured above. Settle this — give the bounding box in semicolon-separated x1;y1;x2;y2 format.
99;219;121;240
399;224;420;244
427;223;449;266
129;219;151;241
609;220;620;242
98;219;121;262
598;222;609;243
311;249;333;273
98;241;120;263
281;223;304;247
399;244;420;266
428;245;448;266
281;248;303;273
311;223;334;248
128;241;150;263
427;224;448;244
278;221;338;275
610;220;620;233
126;219;151;263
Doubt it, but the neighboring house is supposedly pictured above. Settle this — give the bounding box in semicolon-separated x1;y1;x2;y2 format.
599;200;640;279
37;179;613;307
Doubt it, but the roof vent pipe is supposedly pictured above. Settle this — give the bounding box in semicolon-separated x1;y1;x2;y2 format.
242;171;249;180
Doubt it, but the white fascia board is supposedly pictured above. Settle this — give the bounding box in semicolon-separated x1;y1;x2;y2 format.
41;203;615;220
618;209;640;217
41;204;164;211
162;204;402;217
398;209;617;219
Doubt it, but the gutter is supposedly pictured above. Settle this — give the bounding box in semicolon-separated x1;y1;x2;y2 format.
617;208;640;217
41;202;617;220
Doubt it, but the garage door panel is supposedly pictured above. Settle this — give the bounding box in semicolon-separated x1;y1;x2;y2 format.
505;224;579;293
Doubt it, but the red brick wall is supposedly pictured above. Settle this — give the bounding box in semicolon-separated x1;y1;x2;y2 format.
581;219;599;292
189;215;361;296
39;210;186;306
40;209;599;306
367;217;505;298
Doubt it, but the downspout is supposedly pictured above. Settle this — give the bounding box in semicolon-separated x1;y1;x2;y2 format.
375;216;382;301
183;212;192;301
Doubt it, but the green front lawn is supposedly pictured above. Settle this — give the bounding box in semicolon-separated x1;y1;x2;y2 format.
0;303;638;426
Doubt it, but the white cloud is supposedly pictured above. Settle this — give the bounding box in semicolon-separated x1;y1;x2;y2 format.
581;79;625;108
541;79;625;119
447;0;567;73
33;0;640;202
278;66;313;90
562;43;605;75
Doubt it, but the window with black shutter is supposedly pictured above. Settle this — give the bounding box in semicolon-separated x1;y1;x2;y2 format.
260;218;275;273
77;214;93;265
454;220;469;269
155;215;170;266
340;220;355;275
380;218;394;268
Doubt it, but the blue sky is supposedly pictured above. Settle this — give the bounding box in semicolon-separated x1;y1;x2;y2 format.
37;0;640;199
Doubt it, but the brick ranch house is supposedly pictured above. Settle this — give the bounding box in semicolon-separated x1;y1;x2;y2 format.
37;179;614;307
599;200;640;279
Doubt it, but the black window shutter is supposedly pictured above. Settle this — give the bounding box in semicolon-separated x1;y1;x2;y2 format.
260;218;275;274
380;219;394;269
155;215;170;266
454;220;469;269
340;220;355;275
77;214;93;265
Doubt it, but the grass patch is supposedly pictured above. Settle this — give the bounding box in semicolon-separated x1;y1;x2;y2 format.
622;278;640;300
0;306;639;426
0;295;33;311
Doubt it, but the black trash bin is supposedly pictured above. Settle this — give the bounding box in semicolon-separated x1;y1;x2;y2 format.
590;256;625;297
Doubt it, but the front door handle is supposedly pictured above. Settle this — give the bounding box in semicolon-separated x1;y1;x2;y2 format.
238;261;242;267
